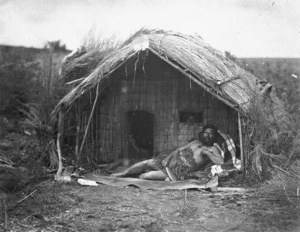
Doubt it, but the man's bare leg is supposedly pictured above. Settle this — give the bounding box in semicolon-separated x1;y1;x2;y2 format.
111;159;155;177
139;170;167;180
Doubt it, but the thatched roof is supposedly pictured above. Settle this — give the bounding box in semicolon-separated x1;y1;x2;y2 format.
55;29;272;114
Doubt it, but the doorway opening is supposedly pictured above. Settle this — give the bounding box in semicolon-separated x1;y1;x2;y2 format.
126;110;154;159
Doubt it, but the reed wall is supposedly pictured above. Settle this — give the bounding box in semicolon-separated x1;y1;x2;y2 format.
66;54;238;163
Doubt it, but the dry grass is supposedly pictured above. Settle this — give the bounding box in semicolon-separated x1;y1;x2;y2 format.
253;164;300;231
244;90;298;179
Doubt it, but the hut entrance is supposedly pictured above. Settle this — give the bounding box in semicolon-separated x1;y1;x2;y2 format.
126;110;154;159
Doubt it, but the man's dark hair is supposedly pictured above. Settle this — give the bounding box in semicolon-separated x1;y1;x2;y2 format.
198;124;218;142
202;124;218;134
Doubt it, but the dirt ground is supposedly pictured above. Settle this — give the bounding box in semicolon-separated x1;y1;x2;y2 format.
0;133;299;231
1;176;300;232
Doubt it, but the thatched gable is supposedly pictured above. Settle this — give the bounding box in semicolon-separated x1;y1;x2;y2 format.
55;30;271;115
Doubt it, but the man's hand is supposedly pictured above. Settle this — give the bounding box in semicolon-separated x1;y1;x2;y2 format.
161;160;168;167
187;171;208;180
200;148;211;156
194;172;209;179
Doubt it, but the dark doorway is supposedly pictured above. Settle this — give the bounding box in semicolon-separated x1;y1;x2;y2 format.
127;110;154;159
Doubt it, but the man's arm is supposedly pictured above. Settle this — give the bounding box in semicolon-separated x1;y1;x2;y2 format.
201;147;224;165
178;140;201;151
162;140;202;167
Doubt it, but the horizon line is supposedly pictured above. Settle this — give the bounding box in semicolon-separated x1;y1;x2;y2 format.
1;43;299;59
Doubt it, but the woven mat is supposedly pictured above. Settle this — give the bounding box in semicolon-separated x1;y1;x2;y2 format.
80;172;218;190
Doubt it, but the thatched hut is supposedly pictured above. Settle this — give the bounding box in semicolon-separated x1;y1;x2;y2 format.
54;29;289;172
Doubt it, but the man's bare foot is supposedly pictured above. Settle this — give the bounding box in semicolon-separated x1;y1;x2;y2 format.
205;176;219;189
111;172;126;177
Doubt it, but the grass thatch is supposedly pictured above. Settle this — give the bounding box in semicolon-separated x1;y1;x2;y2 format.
243;88;298;178
60;32;121;84
54;28;267;115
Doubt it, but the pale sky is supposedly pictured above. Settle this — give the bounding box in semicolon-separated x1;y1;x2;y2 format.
0;0;299;57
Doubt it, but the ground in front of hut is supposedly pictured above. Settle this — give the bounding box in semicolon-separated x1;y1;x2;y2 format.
1;175;300;232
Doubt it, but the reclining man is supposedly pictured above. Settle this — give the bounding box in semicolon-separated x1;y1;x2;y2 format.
111;124;224;181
